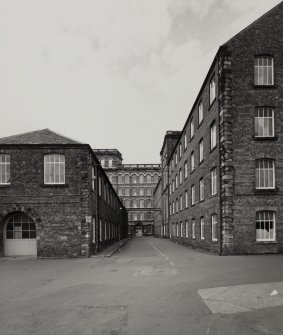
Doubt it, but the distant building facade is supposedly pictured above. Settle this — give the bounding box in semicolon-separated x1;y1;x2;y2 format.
0;129;127;258
159;2;283;254
94;149;161;236
153;178;162;237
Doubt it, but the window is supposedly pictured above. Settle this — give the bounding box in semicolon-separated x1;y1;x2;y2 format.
132;174;137;183
180;221;183;237
254;56;274;85
256;211;275;241
124;174;130;183
153;174;159;183
146;199;152;208
140;188;144;196
191;185;195;205
140;199;145;208
211;168;217;195
118;188;123;196
180;195;183;211
184;161;188;179
255;107;274;137
185;221;189;238
172;179;175;193
185;190;188;208
124;187;130;196
175;152;178;165
44;154;65;184
118;174;123;184
169;204;172;216
192;219;196;239
179;168;182;185
209;75;216;105
98;176;101;196
108;174;112;183
179;142;182;159
132;187;137;196
198;101;203;125
190;119;194;139
108;159;112;167
0;154;10;184
256;159;275;189
139;174;144;183
184;132;188;150
147;187;152;196
133;200;137;208
99;219;102;241
6;213;36;239
175;174;178;189
200;217;205;240
211;214;217;241
199;178;204;201
210;122;217;149
100;159;105;167
172;201;175;214
146;174;152;183
125;200;130;208
191;152;195;172
176;223;179;237
104;160;109;168
140;212;144;220
199;139;204;163
176;199;179;213
92;216;96;243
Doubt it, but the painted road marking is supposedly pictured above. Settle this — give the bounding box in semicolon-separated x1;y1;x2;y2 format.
198;281;283;314
147;240;175;267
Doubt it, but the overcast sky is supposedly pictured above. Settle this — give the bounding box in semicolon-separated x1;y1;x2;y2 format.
0;0;281;163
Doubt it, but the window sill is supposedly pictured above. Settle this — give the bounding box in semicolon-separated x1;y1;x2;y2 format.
253;85;275;89
255;241;278;244
0;184;11;188
254;188;278;194
210;193;217;198
40;183;69;188
253;136;278;141
190;169;195;175
191;203;196;207
199;160;204;166
199;199;205;203
198;120;203;129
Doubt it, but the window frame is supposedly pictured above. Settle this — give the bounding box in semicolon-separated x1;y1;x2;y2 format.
199;138;204;163
254;107;275;138
210;121;217;150
254;56;274;86
200;217;205;240
211;167;217;195
211;214;218;241
44;154;65;185
198;101;203;125
0;154;10;185
191;185;195;205
256;211;276;242
199;178;204;201
255;159;275;189
209;74;216;105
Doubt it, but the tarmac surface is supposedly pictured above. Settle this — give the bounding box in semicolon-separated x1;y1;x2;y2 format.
1;236;283;335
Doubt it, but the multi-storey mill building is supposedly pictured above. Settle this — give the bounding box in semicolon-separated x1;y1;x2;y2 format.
159;2;283;255
93;149;161;235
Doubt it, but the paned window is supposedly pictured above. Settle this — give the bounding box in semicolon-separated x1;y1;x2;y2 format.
200;217;205;240
185;190;188;208
255;107;274;137
118;174;123;184
44;154;65;184
185;220;189;238
180;195;183;211
179;168;182;185
192;219;196;239
211;168;217;195
256;211;275;241
184;132;188;150
199;139;204;163
255;159;275;189
124;174;130;183
0;154;10;184
180;221;183;237
132;174;137;183
191;152;195;172
199;178;204;201
254;56;274;85
191;185;195;205
147;174;152;183
6;213;36;239
139;174;144;183
198;101;203;124
210;121;217;149
209;75;216;104
190;119;194;139
184;161;188;179
211;214;218;241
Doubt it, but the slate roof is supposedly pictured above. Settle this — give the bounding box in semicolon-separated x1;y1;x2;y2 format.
0;129;85;145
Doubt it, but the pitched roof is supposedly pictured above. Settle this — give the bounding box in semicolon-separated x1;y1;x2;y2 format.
0;129;85;145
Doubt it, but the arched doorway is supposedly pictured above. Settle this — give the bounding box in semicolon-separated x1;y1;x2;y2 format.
4;213;37;256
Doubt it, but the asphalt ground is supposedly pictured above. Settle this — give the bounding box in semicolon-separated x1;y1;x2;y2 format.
0;236;283;335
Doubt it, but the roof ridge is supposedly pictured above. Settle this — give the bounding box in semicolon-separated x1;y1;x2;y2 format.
45;128;85;145
223;1;283;46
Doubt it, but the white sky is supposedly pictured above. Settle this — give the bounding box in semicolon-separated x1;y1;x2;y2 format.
0;0;281;163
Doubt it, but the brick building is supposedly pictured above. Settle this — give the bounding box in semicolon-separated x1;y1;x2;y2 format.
0;129;127;258
93;149;161;236
153;178;162;237
160;2;283;254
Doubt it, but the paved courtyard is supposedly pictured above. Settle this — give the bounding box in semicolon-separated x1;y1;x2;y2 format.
1;236;283;334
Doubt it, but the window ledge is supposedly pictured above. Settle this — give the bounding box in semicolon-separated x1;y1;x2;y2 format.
190;169;195;175
254;188;278;194
40;183;69;188
253;136;278;141
253;85;275;89
199;199;205;203
210;146;217;154
255;241;278;244
0;184;11;188
199;160;204;166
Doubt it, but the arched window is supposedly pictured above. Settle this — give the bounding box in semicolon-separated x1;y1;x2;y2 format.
153;174;158;183
139;174;144;183
124;174;130;183
6;213;36;239
146;174;152;183
132;174;137;183
117;174;123;184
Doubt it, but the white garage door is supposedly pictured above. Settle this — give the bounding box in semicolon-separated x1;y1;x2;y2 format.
4;213;37;256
